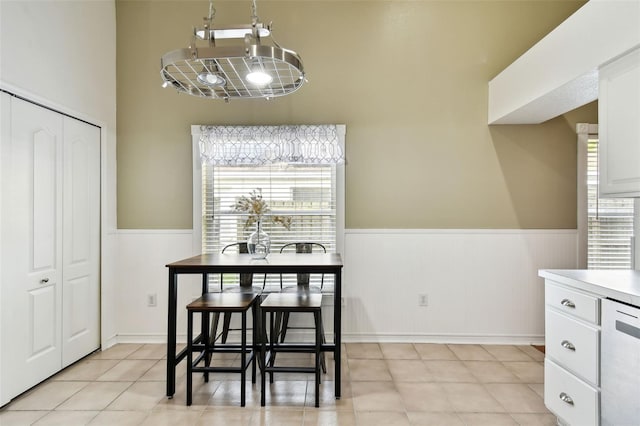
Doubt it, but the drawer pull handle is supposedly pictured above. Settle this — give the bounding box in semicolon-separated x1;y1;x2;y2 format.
561;340;576;351
40;278;49;284
559;392;574;405
560;299;575;308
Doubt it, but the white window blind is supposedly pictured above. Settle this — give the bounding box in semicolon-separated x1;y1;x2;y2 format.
587;136;635;269
202;163;338;291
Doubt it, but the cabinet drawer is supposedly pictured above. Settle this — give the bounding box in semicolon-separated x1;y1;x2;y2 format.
545;309;599;386
545;359;599;426
546;282;600;325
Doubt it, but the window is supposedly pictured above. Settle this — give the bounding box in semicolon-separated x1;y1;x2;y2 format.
192;125;345;291
586;134;635;269
202;164;338;253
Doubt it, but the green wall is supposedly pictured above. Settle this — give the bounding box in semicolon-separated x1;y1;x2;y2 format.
116;0;596;229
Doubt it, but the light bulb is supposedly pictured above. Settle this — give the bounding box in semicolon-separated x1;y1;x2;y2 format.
197;72;226;87
246;69;273;85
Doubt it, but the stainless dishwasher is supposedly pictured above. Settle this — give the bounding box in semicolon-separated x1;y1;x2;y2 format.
601;298;640;426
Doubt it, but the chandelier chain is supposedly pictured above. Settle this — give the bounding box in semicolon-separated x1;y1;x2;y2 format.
251;0;259;23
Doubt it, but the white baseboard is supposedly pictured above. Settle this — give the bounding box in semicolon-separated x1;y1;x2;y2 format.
116;333;171;344
112;332;544;346
101;334;119;350
342;332;545;345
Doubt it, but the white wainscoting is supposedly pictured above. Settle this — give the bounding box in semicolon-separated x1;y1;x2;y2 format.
113;229;577;345
115;230;198;343
343;229;578;344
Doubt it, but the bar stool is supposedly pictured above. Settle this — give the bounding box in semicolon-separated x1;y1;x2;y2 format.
186;292;258;407
260;293;323;407
211;242;267;344
276;242;328;374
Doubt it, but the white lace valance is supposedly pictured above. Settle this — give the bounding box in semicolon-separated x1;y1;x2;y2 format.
198;124;345;166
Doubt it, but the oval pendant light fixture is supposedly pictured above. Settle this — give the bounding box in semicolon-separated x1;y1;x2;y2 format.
160;0;306;101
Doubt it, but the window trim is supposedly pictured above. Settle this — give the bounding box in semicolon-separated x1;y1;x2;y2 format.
578;123;637;270
191;124;346;257
577;123;598;269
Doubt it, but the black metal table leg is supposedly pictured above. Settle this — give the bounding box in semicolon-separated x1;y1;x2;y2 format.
166;267;177;398
240;310;247;407
251;300;257;383
260;307;267;407
186;309;193;406
201;274;210;372
334;270;341;399
314;310;321;407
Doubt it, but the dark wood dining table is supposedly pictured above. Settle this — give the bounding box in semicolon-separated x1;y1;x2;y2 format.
165;252;344;400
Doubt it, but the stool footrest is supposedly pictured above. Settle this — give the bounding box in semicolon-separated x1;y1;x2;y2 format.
191;343;250;353
267;343;321;352
192;358;254;374
192;350;254;368
263;366;317;374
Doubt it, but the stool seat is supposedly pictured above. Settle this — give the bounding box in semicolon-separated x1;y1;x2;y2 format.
260;293;322;311
187;292;257;312
186;292;258;407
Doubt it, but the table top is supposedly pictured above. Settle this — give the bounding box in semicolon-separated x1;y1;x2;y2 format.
167;252;343;274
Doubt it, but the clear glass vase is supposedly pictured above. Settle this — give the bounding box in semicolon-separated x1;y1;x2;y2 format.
247;221;270;259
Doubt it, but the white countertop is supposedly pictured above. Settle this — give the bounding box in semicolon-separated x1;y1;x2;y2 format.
539;269;640;307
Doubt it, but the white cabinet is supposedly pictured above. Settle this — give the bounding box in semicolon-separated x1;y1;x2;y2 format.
544;281;601;426
0;93;101;406
598;47;640;198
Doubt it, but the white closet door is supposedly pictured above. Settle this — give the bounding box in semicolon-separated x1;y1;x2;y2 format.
0;91;9;406
61;117;100;367
1;96;63;398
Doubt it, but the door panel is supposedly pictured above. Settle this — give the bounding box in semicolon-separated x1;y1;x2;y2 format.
66;276;90;340
29;286;58;357
1;96;63;399
62;117;100;366
69;141;89;263
32;130;58;271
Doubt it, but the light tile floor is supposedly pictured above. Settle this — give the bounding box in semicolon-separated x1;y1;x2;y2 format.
0;343;554;425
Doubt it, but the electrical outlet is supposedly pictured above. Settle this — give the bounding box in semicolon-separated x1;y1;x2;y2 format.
147;293;157;307
418;294;428;307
